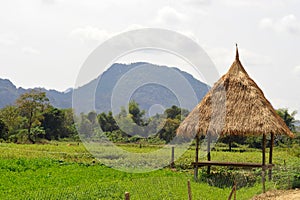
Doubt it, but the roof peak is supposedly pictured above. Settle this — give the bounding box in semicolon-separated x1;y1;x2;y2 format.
236;43;239;60
227;44;249;76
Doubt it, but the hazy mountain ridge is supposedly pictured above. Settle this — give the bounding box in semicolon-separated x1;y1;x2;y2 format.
0;63;210;112
0;78;72;109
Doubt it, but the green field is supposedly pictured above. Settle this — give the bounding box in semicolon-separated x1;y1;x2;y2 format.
0;142;299;199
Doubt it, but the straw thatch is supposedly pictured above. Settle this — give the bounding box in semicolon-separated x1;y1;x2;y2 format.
177;46;294;138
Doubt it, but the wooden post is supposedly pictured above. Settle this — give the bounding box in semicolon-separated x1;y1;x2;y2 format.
228;181;236;200
187;179;192;200
262;134;266;166
262;166;266;193
262;134;266;193
234;189;236;200
125;192;130;200
170;146;175;168
229;135;232;152
194;135;199;180
268;133;274;181
234;181;236;200
207;132;211;174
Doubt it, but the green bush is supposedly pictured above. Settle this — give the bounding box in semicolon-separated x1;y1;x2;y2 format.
290;143;300;157
292;174;300;188
199;168;257;188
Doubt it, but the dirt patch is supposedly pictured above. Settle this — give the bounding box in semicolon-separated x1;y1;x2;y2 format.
251;189;300;200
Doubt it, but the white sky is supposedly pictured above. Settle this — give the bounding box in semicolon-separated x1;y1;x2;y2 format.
0;0;300;118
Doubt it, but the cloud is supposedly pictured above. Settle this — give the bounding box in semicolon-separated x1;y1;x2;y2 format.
70;26;110;43
293;65;300;77
280;15;300;34
154;6;187;26
170;0;210;15
179;31;200;43
259;14;300;35
0;33;18;46
259;18;274;30
241;49;271;66
121;24;146;32
70;24;147;44
183;0;211;6
221;0;267;7
41;0;56;5
22;47;40;55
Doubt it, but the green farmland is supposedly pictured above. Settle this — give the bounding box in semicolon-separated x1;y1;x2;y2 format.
1;142;299;199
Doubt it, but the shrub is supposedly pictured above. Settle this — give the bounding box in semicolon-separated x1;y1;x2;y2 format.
292;174;300;188
199;168;257;188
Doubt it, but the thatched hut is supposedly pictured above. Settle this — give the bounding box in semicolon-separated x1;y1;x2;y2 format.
176;45;294;191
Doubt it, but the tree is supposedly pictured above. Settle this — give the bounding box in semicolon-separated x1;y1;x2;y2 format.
0;119;8;140
153;106;189;143
219;135;247;151
164;105;189;120
128;101;145;126
98;111;118;132
16;89;49;143
61;108;77;138
114;112;135;136
0;105;22;140
87;111;97;124
157;118;181;143
41;106;64;140
276;108;297;132
78;113;94;139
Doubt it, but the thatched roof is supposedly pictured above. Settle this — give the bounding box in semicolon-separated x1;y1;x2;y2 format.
177;46;294;138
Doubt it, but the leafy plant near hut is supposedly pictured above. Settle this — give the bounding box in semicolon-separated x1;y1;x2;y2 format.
199;167;257;188
276;108;297;132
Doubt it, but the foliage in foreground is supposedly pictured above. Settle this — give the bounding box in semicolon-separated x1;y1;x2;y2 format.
0;157;266;200
0;142;300;199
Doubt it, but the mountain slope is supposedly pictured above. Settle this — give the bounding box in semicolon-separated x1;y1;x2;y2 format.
0;63;209;113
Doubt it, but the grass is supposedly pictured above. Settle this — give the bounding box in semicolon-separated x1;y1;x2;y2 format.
0;142;299;199
0;157;265;200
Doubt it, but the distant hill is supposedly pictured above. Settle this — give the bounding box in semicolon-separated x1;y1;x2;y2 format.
0;63;210;113
0;78;72;109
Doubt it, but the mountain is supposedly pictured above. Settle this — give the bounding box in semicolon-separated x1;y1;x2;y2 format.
0;79;19;107
0;63;210;114
0;78;72;109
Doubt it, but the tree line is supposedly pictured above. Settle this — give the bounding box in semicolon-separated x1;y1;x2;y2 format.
0;89;189;144
77;101;189;143
0;90;76;143
0;89;298;147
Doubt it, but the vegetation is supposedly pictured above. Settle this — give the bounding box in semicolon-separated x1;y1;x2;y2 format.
0;118;8;140
16;90;49;143
0;90;77;143
0;90;191;144
1;90;298;148
0;90;299;199
276;108;297;132
2;142;299;200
